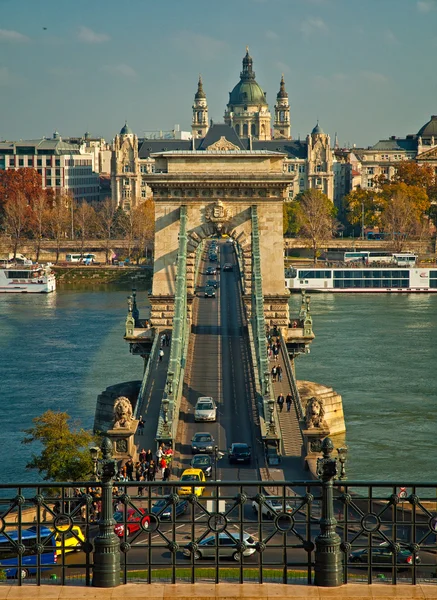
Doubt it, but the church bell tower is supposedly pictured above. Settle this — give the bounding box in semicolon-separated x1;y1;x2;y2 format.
274;75;291;139
192;75;209;139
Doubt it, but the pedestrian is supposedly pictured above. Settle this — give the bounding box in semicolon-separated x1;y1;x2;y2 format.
125;458;134;481
160;334;165;347
273;346;279;361
138;415;145;435
159;348;164;362
277;393;285;412
145;448;153;464
160;456;167;479
286;393;292;412
147;461;156;482
271;365;277;382
277;365;282;382
165;333;170;347
163;465;171;482
156;444;163;467
139;448;147;462
135;462;143;496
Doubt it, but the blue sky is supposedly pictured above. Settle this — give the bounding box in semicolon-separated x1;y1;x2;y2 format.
1;0;436;147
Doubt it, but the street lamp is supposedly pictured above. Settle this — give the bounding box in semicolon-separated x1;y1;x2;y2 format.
361;202;365;240
213;445;224;481
167;371;174;396
263;371;270;396
162;398;170;436
337;447;348;481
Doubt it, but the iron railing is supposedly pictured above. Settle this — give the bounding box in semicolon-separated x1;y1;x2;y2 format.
1;467;437;585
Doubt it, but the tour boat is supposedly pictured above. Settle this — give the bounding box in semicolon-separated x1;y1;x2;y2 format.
0;263;56;293
285;266;437;293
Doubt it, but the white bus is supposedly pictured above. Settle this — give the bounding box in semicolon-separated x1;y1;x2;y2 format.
393;253;417;266
66;253;96;263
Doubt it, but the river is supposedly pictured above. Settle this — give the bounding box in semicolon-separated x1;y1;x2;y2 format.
0;289;436;484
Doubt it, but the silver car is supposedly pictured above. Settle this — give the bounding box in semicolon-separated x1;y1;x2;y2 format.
191;432;215;454
195;397;217;422
183;531;256;561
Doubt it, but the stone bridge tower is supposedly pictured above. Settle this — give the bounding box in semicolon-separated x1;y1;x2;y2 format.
142;124;293;330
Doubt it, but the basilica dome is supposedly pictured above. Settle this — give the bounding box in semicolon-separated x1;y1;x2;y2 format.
417;115;437;138
228;48;267;107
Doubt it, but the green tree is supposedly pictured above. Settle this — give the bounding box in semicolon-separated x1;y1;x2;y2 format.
22;410;96;481
344;187;382;232
294;190;337;263
283;201;299;236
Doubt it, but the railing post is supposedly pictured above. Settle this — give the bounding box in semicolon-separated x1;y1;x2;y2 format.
314;437;343;587
92;437;120;588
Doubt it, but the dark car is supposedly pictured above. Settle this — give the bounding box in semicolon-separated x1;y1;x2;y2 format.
204;286;216;298
206;266;217;275
191;454;213;477
349;545;421;566
209;253;218;262
229;443;251;464
113;508;149;537
191;432;215;454
206;279;218;288
223;263;233;271
151;498;188;520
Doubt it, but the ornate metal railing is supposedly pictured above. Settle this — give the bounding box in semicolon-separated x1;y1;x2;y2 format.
1;441;437;588
278;330;305;422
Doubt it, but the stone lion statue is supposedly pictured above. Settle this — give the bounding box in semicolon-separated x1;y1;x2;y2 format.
305;397;327;429
113;396;133;429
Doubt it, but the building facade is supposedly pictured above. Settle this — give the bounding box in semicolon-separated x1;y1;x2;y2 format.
0;132;101;202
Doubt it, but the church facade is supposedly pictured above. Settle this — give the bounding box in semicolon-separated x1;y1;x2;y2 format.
111;49;333;210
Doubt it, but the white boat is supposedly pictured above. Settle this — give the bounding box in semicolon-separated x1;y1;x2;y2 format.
285;266;437;293
0;263;56;293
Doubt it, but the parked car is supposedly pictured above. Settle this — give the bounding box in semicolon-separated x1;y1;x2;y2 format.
195;397;217;422
206;279;218;288
252;495;294;519
179;468;206;497
191;432;215;454
349;545;421;566
223;263;233;271
183;531;256;561
209;253;218;262
191;454;213;477
206;266;217;275
228;443;251;464
204;286;216;298
151;498;189;520
53;524;85;554
113;508;149;537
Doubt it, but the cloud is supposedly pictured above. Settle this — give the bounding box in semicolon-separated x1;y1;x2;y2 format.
274;61;291;75
265;30;279;40
0;28;29;42
417;0;436;12
78;26;110;43
300;18;328;36
0;66;16;85
102;63;137;78
360;70;388;84
172;31;228;60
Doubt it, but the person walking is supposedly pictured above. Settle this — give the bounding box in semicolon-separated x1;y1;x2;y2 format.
160;456;167;479
277;393;285;412
277;365;282;383
163;465;171;482
156;444;163;469
159;348;164;362
145;449;153;464
165;333;170;347
147;461;156;482
273;346;279;361
125;458;134;481
138;415;145;435
286;393;292;412
271;365;277;382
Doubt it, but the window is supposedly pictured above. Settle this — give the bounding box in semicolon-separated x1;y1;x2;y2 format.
123;165;130;173
46;169;52;176
56;179;61;186
141;189;147;198
288;164;295;172
19;159;24;166
55;159;60;167
367;167;374;174
9;157;15;166
140;165;147;173
316;178;322;186
235;124;240;135
243;123;248;136
124;178;130;186
367;179;374;188
316;164;322;172
299;165;305;173
251;124;256;136
55;169;60;176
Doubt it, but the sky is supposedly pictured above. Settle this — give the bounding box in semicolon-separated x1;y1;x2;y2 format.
0;0;436;148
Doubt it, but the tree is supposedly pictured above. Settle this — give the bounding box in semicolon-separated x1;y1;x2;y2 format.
379;183;430;251
294;190;337;263
75;200;98;257
22;410;96;481
132;200;155;264
394;162;435;191
2;191;31;258
45;192;71;263
30;190;52;262
344;187;383;232
283;201;299;236
95;197;117;263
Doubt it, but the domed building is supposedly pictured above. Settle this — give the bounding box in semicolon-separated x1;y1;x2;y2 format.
224;48;272;140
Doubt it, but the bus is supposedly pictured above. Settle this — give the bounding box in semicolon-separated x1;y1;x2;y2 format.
393;253;417;266
0;526;57;579
66;253;96;264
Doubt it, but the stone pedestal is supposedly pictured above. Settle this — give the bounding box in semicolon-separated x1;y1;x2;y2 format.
302;428;330;475
106;422;138;460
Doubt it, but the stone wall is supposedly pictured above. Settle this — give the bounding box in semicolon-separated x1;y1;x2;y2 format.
298;380;345;436
94;380;141;434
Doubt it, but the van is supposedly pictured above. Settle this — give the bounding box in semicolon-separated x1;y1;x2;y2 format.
0;526;57;579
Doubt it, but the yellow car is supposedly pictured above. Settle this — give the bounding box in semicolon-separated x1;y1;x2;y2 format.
179;468;206;497
54;525;85;554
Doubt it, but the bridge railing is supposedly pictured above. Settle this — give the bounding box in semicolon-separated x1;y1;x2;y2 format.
279;330;305;422
155;205;189;445
134;333;160;420
1;473;436;588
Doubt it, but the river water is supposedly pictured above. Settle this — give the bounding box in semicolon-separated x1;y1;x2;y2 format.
0;289;436;484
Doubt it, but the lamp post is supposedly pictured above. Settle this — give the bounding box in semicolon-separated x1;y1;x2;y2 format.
337;447;348;481
213;445;224;481
89;446;100;482
92;437;120;588
162;398;170;437
263;371;270;396
361;202;365;240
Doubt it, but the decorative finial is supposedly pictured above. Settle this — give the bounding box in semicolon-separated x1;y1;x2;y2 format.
246;45;249;53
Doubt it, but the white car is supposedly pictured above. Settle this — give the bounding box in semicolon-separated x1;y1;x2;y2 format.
194;397;217;422
252;496;294;520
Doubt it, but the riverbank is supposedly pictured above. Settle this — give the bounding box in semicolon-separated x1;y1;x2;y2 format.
53;265;152;288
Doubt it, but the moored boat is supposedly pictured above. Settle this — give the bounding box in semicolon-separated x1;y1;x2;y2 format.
0;263;56;293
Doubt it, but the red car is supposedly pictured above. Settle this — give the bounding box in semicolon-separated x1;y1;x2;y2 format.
113;508;150;537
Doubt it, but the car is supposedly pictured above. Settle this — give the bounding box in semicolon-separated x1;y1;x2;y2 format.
183;531;256;561
223;263;233;271
179;468;206;496
113;508;150;537
206;279;218;288
53;524;85;554
204;286;216;298
191;432;215;454
191;454;213;477
349;546;421;566
209;253;218;262
252;495;294;519
206;266;217;275
151;498;189;520
229;443;251;464
195;397;217;422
